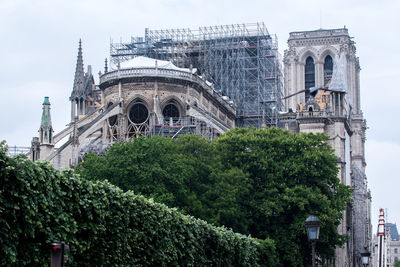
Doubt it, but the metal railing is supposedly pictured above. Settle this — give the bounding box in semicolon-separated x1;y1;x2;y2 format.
297;110;348;119
158;116;197;127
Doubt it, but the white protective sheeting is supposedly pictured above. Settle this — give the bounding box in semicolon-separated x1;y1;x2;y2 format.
119;56;196;73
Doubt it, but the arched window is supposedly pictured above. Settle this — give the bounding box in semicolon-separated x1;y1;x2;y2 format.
107;102;118;127
304;56;315;102
324;55;333;86
129;102;149;124
163;103;180;118
127;100;149;139
108;115;117;126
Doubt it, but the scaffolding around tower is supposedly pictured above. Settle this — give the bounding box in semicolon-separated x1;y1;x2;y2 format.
110;22;284;127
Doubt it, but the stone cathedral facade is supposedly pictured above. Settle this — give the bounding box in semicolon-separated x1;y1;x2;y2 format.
280;28;371;266
29;26;371;266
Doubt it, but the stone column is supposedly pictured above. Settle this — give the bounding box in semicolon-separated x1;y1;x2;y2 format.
315;61;324;88
77;99;81;117
71;101;75;121
297;63;305;106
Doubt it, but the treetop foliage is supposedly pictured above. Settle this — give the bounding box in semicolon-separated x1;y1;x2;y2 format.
77;127;353;266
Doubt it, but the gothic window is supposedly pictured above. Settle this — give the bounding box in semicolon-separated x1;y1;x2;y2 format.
105;102;118;142
127;100;149;139
163;103;180;119
129;102;149;124
304;56;315;102
108;115;117;127
324;55;333;86
107;125;118;142
107;103;118;127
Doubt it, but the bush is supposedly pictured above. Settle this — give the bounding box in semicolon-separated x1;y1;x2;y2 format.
0;142;276;266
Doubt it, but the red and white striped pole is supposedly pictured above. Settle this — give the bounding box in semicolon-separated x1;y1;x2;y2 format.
377;209;386;267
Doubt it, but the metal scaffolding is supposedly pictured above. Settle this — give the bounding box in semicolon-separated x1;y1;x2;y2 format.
110;22;283;127
6;146;30;156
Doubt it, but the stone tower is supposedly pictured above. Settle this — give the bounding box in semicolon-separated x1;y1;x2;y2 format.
38;96;54;160
282;28;371;266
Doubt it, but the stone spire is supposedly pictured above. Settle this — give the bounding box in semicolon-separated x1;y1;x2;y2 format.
39;96;53;145
71;39;85;99
70;39;92;122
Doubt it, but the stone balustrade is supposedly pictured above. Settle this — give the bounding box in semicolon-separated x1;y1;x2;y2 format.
100;67;235;113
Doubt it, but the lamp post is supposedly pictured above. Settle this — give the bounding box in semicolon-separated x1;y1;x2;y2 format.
360;246;371;267
305;215;321;267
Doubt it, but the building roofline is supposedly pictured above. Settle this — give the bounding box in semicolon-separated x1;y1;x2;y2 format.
288;28;350;40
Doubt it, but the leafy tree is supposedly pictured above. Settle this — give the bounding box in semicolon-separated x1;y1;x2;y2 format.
77;128;352;266
78;136;181;205
214;127;352;265
78;134;252;231
395;260;400;267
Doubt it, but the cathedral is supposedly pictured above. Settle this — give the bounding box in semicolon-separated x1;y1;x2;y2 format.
29;24;371;266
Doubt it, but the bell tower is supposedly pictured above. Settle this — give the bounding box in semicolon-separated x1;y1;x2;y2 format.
282;28;371;266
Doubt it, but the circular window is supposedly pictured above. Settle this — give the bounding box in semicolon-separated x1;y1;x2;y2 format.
163;103;180;118
129;102;149;124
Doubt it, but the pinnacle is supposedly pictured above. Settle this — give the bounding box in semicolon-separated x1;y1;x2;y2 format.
72;39;85;97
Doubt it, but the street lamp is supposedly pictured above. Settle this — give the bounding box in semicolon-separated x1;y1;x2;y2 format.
360;246;371;267
305;215;321;267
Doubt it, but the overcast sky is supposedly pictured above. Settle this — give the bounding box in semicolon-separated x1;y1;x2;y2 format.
1;0;399;232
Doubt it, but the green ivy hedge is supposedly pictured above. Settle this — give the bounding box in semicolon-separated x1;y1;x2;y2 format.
0;143;276;266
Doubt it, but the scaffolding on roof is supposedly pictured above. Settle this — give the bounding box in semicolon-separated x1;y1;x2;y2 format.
110;22;283;127
6;146;30;157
